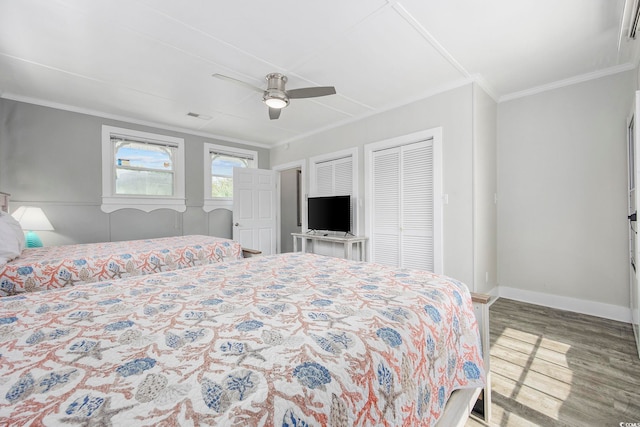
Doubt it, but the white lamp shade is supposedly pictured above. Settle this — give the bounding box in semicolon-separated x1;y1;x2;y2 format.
11;206;54;231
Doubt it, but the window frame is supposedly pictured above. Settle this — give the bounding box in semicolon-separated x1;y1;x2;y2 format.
101;125;186;213
203;143;258;212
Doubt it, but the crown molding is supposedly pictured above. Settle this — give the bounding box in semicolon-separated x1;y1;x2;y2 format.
275;77;476;147
499;62;637;103
0;93;271;149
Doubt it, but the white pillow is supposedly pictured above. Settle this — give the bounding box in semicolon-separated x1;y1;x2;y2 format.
0;211;25;266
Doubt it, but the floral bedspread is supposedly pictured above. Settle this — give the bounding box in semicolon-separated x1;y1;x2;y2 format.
0;235;243;296
0;253;484;426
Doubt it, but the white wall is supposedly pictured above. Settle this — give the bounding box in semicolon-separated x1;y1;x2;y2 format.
473;83;498;294
271;83;477;288
498;70;635;313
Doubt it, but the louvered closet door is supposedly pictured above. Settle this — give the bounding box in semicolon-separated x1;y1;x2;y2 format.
401;142;433;270
312;156;354;257
315;163;334;196
333;158;353;196
372;148;401;266
314;157;353;197
371;139;434;270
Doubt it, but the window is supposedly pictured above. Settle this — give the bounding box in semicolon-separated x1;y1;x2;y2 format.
203;143;258;211
101;126;185;213
114;140;174;196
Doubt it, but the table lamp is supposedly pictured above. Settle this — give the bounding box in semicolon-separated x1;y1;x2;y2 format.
11;206;54;248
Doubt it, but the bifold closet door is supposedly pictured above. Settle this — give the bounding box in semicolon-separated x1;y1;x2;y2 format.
312;155;354;257
371;139;434;271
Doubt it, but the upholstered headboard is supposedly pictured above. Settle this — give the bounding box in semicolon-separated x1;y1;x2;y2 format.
0;192;10;213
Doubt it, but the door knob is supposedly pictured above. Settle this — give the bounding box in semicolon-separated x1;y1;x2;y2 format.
234;223;239;226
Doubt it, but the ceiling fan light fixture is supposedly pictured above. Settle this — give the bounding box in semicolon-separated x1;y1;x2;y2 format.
264;92;289;109
264;98;288;109
214;72;335;119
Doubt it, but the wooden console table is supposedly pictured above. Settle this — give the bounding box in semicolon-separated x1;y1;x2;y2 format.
292;232;368;261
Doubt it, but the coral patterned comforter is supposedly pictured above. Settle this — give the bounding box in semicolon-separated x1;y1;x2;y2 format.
0;235;243;297
0;253;484;426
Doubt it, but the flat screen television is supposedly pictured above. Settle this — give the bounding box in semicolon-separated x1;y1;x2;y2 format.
307;195;351;233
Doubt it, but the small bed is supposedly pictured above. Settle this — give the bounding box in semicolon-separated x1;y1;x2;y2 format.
0;195;248;297
0;252;489;426
0;234;245;297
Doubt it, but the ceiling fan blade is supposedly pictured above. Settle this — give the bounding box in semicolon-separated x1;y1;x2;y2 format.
287;86;336;99
269;107;281;120
212;73;263;93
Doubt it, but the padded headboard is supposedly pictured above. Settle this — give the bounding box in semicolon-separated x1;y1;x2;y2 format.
0;192;9;213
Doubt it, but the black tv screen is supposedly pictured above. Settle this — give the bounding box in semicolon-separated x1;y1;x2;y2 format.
307;195;351;233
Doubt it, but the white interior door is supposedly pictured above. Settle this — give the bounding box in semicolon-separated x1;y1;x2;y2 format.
233;167;277;255
628;91;640;357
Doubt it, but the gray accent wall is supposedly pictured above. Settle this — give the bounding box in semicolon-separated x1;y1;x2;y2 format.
3;68;632;317
0;99;269;246
497;70;635;309
271;70;634;316
271;83;488;290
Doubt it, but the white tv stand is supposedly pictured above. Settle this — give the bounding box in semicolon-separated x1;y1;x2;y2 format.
291;232;368;261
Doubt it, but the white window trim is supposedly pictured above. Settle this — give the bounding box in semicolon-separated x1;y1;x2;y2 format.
101;125;186;213
309;147;359;235
203;143;258;212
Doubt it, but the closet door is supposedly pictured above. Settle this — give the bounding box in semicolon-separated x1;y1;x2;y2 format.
401;142;434;270
371;140;434;270
372;148;401;266
314;156;353;197
310;154;355;257
628;91;640;357
315;162;335;196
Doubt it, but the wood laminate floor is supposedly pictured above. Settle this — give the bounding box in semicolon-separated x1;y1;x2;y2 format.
465;298;640;427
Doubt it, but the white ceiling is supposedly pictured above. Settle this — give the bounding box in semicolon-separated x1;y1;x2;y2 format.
0;0;638;148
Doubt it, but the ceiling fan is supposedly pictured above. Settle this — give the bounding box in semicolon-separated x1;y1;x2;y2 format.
212;72;336;120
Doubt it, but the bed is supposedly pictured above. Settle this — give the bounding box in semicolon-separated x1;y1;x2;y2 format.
0;195;250;297
0;234;246;297
0;252;489;426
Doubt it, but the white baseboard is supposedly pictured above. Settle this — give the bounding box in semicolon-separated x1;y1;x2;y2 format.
497;286;632;323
